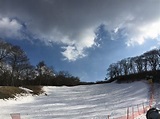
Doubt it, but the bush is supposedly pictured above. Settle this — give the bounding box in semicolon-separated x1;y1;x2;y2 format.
23;86;44;95
0;86;26;99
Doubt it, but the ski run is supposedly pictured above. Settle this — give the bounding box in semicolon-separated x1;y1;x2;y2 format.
0;81;160;119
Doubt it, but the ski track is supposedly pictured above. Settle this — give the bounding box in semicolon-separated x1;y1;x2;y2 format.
0;81;160;119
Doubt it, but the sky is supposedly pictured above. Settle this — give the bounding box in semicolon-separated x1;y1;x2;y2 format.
0;0;160;82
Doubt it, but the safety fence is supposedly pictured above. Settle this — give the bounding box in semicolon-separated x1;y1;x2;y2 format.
8;101;155;119
106;83;155;119
106;101;152;119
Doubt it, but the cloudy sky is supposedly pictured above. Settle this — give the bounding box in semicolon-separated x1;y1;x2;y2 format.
0;0;160;82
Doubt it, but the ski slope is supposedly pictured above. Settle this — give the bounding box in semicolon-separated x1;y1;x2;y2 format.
0;81;159;119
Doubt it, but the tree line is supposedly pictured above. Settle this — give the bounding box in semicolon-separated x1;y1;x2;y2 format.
0;39;80;86
106;49;160;82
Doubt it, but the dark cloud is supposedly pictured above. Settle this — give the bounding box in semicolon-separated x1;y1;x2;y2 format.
0;0;160;61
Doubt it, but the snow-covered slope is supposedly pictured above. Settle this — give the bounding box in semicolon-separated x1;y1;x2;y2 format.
0;81;159;119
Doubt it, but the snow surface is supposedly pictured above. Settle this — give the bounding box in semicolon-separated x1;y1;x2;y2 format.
0;81;159;119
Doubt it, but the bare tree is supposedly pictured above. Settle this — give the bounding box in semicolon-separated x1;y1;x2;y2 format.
7;45;30;86
144;49;159;71
35;61;55;85
120;58;130;75
134;56;143;73
0;40;11;62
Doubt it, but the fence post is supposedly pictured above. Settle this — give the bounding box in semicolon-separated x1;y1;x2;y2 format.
143;103;145;113
127;107;129;119
132;106;134;119
137;104;140;115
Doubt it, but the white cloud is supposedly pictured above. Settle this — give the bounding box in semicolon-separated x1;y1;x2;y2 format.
61;46;86;61
61;28;96;61
150;46;158;50
31;26;96;61
0;17;23;39
125;19;160;46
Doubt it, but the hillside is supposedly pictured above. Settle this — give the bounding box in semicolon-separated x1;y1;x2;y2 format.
0;81;159;119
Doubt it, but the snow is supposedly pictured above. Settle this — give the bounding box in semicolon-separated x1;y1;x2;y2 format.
19;87;33;93
0;81;159;119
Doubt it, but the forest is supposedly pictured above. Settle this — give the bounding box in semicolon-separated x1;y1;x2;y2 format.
106;48;160;83
0;39;81;86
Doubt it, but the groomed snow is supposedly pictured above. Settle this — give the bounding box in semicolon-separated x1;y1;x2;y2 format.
0;81;159;119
